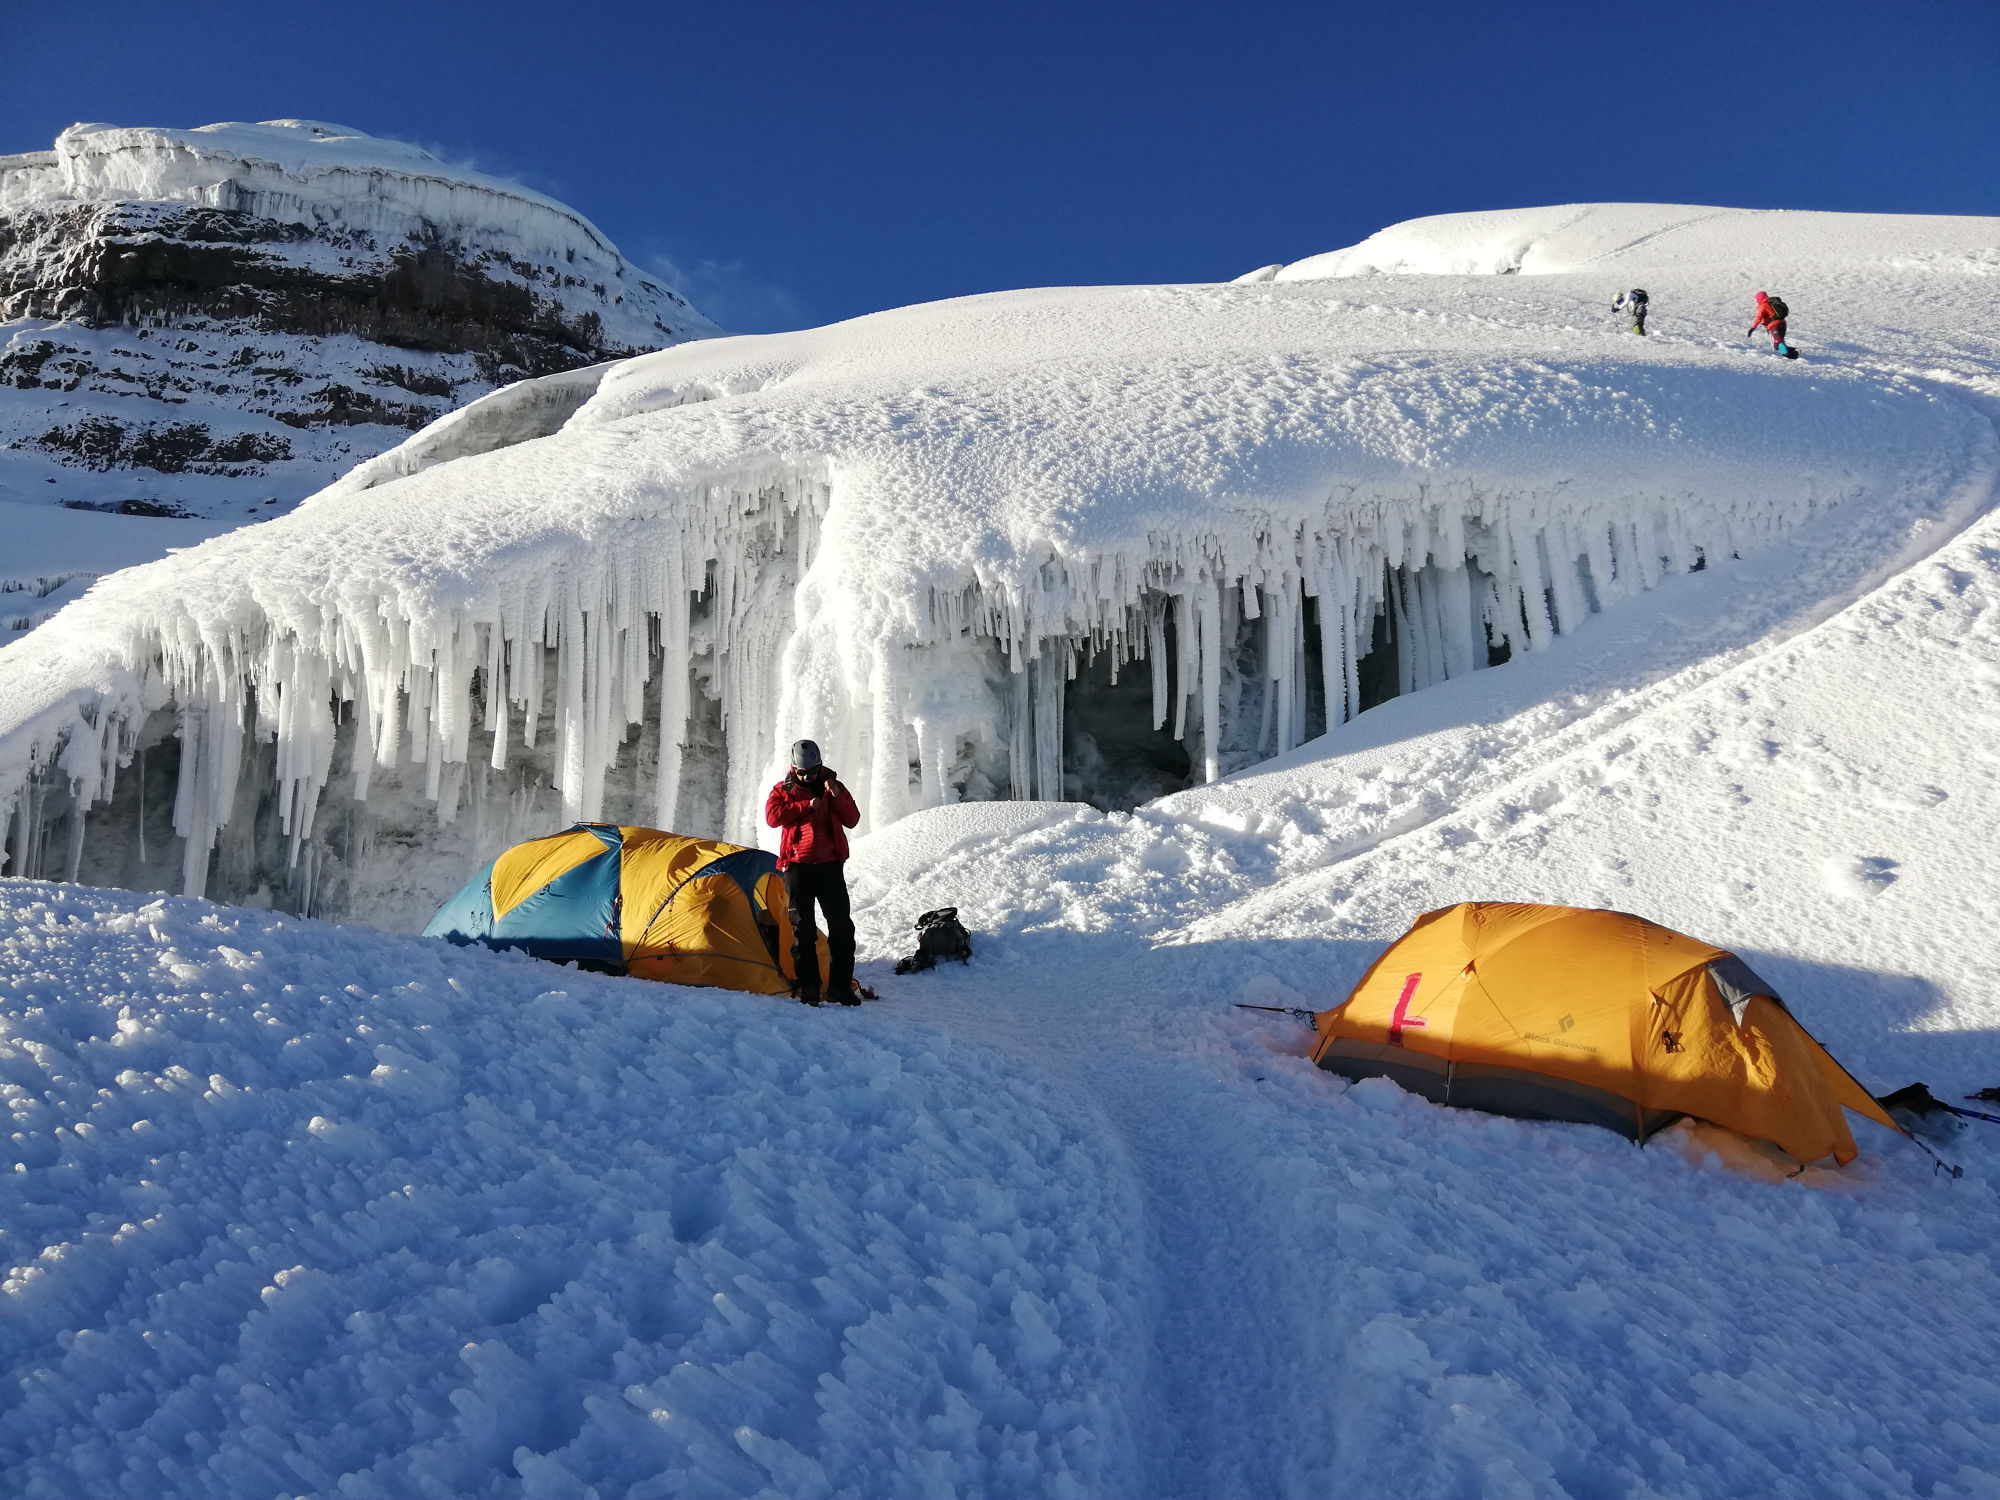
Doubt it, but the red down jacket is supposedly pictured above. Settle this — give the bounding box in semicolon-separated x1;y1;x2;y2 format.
764;773;860;869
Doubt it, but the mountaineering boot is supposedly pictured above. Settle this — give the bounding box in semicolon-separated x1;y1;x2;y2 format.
799;988;823;1007
839;991;863;1007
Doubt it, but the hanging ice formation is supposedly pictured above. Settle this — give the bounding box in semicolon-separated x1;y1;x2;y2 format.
0;461;1824;917
7;196;1992;921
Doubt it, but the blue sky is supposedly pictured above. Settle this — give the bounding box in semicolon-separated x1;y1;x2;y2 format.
6;0;1996;332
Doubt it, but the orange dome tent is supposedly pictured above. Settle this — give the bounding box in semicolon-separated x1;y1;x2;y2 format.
1312;903;1903;1166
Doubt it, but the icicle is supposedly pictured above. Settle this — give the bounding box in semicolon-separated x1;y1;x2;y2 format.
1415;566;1448;688
8;783;31;880
1257;586;1280;755
1545;515;1588;635
482;621;503;735
1510;515;1554;650
653;575;691;831
63;800;84;884
1437;562;1478;680
1033;653;1063;800
1148;599;1168;732
1008;657;1032;799
1314;542;1348;729
555;584;587;823
1197;573;1221;784
916;719;952;809
1392;568;1416;697
867;645;907;829
1173;590;1194;742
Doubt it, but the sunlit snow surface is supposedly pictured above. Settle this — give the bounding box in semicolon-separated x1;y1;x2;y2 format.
3;204;1998;921
4;204;2000;1497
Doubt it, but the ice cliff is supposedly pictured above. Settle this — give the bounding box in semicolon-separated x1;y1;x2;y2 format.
0;119;708;536
1;203;1995;926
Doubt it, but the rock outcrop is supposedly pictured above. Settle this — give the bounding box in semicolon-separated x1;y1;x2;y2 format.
0;119;710;522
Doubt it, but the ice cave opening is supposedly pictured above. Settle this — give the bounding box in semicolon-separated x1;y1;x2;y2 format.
1062;608;1196;811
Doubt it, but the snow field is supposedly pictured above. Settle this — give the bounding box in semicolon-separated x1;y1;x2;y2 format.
0;880;1144;1499
1;502;236;641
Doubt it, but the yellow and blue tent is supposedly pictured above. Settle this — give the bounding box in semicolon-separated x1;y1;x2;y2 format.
423;823;834;996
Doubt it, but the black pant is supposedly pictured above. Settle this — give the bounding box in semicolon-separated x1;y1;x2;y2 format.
784;862;855;997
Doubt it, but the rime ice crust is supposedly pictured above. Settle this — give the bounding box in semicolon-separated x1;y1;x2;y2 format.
0;203;1996;921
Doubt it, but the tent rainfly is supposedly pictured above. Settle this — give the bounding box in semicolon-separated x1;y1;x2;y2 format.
424;823;836;996
1312;902;1903;1166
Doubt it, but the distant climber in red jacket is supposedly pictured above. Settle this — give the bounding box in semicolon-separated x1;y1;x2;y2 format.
764;738;860;1006
1748;291;1792;356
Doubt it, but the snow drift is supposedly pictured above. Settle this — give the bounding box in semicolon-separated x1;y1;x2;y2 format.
1;203;1996;925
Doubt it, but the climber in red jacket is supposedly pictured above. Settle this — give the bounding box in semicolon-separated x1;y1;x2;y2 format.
764;738;860;1005
1748;291;1792;356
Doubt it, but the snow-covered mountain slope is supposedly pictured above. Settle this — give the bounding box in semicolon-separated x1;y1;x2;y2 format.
0;500;236;636
0;120;709;638
0;204;1995;928
6;203;2000;1500
5;489;2000;1495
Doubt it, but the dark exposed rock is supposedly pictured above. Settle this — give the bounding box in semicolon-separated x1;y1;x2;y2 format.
36;416;292;474
0;337;58;388
61;497;197;518
363;363;458;398
0;204;645;379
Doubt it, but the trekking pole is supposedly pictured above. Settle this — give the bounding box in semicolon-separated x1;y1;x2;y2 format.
1912;1136;1965;1179
1233;1003;1320;1026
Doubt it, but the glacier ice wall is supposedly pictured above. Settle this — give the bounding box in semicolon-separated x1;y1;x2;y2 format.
2;211;1995;923
0;458;1943;921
